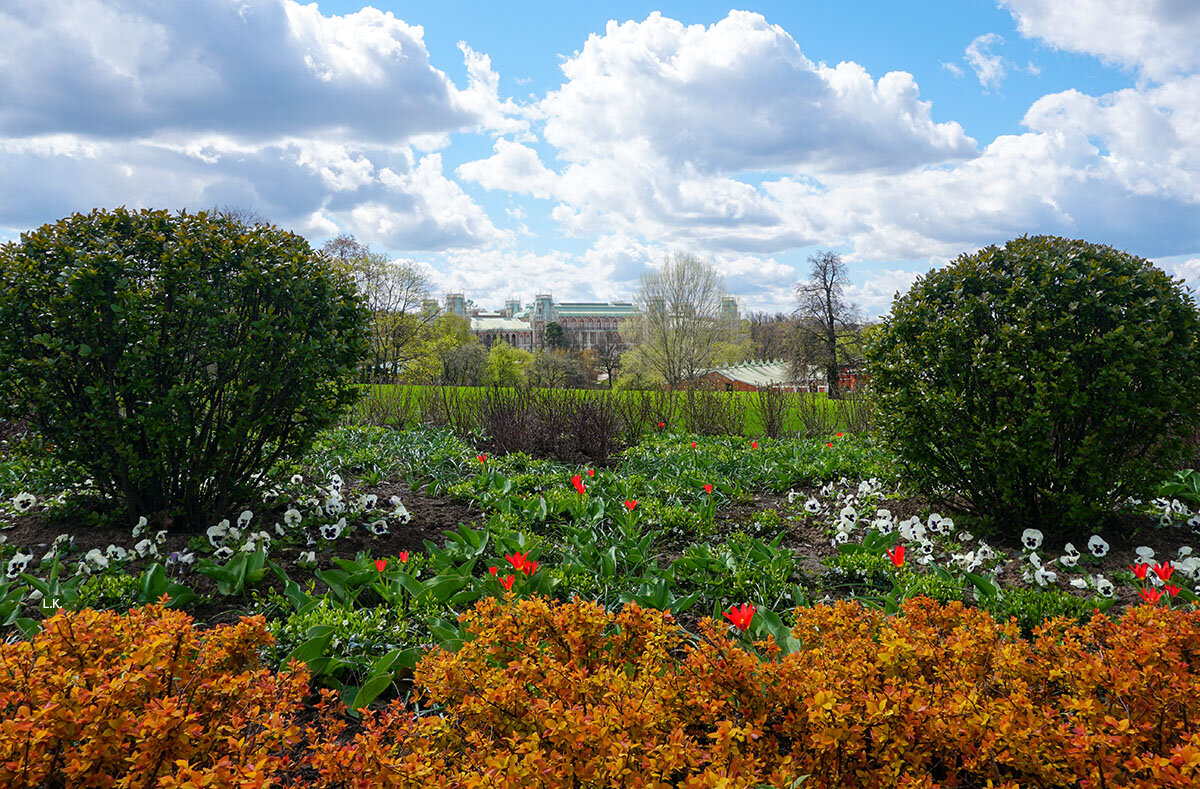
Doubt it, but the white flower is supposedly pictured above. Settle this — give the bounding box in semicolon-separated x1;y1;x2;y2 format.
927;513;947;534
1034;567;1057;587
831;531;850;546
394;501;411;524
105;544;128;562
957;530;974;542
84;549;109;569
284;508;302;527
237;510;254;527
838;505;858;525
1021;529;1043;551
976;542;996;564
325;492;345;516
1180;547;1194;558
133;538;156;558
899;517;925;542
212;546;234;560
368;518;389;536
11;492;36;513
155;530;167;545
297;550;316;567
329;473;343;491
1087;535;1109;558
133;516;148;539
5;551;32;579
1058;553;1078;568
320;518;346;541
1135;546;1155;562
179;550;195;566
291;474;304;485
241;540;257;553
804;498;820;514
1070;577;1088;589
1172;499;1188;514
787;490;799;504
207;520;230;546
1094;576;1114;598
362;494;377;511
1188;515;1200;528
275;523;286;537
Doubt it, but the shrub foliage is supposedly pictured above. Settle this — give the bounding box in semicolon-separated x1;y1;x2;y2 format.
0;208;369;528
3;598;1200;787
866;235;1200;530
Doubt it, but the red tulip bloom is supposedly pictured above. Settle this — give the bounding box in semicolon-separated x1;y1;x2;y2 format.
836;432;844;438
522;560;539;576
587;468;595;477
1130;563;1149;580
374;558;387;572
1166;584;1182;598
657;422;665;429
826;442;833;448
703;484;713;494
506;551;529;572
500;574;515;591
724;602;756;631
571;474;587;495
886;545;905;568
690;442;698;449
488;565;498;576
1139;587;1163;605
1153;561;1174;583
398;551;409;563
477;454;488;463
750;441;759;449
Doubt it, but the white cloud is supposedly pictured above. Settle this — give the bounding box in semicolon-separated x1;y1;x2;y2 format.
964;33;1008;90
0;0;522;143
1163;257;1200;294
1001;0;1200;82
846;269;925;316
457;139;557;199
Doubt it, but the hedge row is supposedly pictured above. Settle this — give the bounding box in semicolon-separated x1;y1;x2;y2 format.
3;598;1199;787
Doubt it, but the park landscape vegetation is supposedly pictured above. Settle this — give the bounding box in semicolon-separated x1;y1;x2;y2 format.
0;209;1199;786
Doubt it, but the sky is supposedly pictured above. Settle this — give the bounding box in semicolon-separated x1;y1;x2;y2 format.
1;0;1198;316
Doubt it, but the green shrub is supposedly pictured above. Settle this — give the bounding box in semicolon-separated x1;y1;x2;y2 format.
0;209;369;530
867;235;1200;532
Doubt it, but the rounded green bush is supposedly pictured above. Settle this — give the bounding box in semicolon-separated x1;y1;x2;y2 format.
866;235;1200;532
0;208;369;530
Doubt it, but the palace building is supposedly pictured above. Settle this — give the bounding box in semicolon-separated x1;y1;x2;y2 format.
443;292;647;351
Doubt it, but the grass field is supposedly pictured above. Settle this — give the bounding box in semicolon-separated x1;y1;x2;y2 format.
350;383;870;437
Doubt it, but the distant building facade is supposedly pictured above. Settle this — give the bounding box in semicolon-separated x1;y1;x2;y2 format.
444;292;646;352
695;360;866;393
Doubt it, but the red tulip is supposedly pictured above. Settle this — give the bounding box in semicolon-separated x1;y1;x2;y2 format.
1139;587;1163;605
690;442;698;449
587;468;595;477
477;454;488;463
657;422;665;429
750;441;759;449
1166;584;1182;598
522;560;539;576
836;432;844;438
826;442;833;448
724;602;756;631
1153;561;1174;583
398;551;409;563
374;558;387;572
886;545;905;568
488;565;498;576
500;574;515;591
703;484;713;494
571;474;587;495
506;551;529;572
624;499;638;511
1130;563;1149;580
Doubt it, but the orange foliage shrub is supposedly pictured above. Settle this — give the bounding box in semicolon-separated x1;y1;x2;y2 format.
0;604;308;788
4;598;1200;787
311;596;1200;789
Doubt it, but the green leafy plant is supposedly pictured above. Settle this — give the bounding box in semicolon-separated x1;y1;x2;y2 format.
0;208;369;529
194;548;274;596
867;235;1200;533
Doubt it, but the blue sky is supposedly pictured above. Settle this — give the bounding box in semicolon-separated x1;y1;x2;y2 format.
1;0;1197;314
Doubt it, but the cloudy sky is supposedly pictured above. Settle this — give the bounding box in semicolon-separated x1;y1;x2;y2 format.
2;0;1198;315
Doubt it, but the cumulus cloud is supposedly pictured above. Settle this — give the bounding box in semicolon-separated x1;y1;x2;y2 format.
457;139;557;199
1001;0;1200;82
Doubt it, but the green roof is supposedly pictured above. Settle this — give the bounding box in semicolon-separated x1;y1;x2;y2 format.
701;360;819;387
553;302;639;317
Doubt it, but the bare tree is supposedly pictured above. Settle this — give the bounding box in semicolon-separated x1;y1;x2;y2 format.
630;253;731;388
747;311;795;360
322;234;434;383
793;251;861;399
592;329;626;388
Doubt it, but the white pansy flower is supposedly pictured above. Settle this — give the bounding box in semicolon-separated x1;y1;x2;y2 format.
362;494;378;511
84;549;109;569
831;531;850;546
284;508;302;527
237;510;254;527
291;474;304;485
329;473;343;491
1087;535;1109;558
1070;577;1088;589
1021;529;1043;551
105;544;127;562
1135;546;1155;563
1180;547;1194;557
133;516;148;539
1188;515;1200;528
394;501;411;524
786;490;799;504
297;551;316;568
5;551;32;579
325;492;345;516
11;492;36;513
805;498;821;514
368;518;389;536
213;546;234;560
1034;567;1057;587
320;518;346;541
133;538;156;558
1094;576;1114;598
207;520;230;546
275;523;286;537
